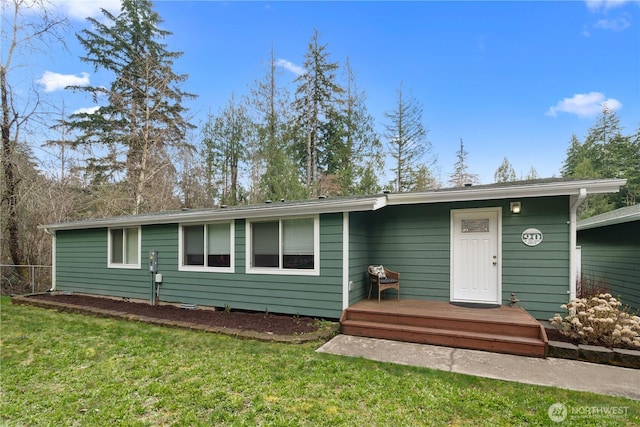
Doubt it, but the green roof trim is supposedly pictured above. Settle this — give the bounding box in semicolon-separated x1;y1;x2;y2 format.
577;204;640;231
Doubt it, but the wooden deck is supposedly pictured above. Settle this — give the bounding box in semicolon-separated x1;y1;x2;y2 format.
340;300;548;357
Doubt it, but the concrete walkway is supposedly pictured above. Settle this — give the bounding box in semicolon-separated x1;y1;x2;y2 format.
316;335;640;400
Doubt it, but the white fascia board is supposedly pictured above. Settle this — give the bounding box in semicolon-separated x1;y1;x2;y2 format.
386;179;627;206
40;197;386;231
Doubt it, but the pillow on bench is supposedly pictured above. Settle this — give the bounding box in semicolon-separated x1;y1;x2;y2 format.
370;265;386;279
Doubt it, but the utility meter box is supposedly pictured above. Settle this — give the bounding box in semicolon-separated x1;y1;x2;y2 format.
149;250;158;273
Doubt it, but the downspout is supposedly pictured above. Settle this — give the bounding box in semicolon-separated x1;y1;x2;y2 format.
43;228;56;291
569;188;587;300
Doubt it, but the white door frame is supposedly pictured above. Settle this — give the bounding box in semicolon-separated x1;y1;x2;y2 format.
450;207;502;304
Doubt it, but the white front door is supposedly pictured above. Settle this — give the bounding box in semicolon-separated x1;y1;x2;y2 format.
450;208;501;304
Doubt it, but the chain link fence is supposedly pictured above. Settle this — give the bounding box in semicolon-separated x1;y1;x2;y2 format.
1;265;52;295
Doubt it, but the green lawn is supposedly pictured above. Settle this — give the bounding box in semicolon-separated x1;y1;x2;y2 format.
2;297;638;426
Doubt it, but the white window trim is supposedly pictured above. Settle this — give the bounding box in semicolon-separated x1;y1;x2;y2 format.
178;222;235;273
107;226;141;269
246;215;320;276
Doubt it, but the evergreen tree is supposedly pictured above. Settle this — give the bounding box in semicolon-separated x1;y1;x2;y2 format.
293;29;343;195
206;93;250;206
200;110;218;205
524;166;539;181
384;82;434;192
561;106;639;216
250;49;306;202
412;165;438;191
448;138;479;187
322;58;382;195
494;157;516;183
64;0;195;214
561;134;584;177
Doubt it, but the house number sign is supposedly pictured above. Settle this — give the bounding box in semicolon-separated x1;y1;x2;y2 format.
521;228;543;247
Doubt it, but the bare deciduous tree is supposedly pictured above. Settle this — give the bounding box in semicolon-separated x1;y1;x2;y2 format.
1;0;68;270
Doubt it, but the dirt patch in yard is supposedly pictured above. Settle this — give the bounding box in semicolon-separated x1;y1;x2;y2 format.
27;293;327;337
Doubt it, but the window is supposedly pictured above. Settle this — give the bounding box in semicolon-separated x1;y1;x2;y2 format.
282;218;314;269
108;227;140;268
180;222;233;272
248;216;319;275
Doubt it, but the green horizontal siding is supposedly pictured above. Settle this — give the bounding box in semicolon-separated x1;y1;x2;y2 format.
502;196;570;319
56;229;150;300
56;214;345;319
153;214;344;318
578;221;640;312
55;197;573;321
367;197;571;319
369;203;451;301
349;212;371;304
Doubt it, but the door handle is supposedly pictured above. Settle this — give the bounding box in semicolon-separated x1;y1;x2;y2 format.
492;256;497;266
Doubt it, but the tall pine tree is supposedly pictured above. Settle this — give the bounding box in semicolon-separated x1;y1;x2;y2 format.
64;0;195;214
322;58;382;195
562;105;639;216
206;93;250;206
494;157;516;183
384;82;434;192
293;29;343;195
250;49;305;202
448;138;479;187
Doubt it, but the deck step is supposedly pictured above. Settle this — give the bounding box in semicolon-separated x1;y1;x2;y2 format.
340;300;548;358
341;319;546;357
344;308;541;338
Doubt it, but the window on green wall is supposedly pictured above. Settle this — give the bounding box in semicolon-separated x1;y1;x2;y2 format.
180;222;234;272
247;216;319;275
108;227;140;269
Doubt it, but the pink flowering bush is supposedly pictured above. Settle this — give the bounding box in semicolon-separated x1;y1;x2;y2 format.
550;293;640;349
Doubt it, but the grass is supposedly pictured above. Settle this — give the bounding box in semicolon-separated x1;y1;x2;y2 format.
1;297;639;426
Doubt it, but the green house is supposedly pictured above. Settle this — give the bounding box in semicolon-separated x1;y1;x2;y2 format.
42;178;625;321
577;204;640;312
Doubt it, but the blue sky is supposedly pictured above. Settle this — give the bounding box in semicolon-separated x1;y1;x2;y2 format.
18;0;640;184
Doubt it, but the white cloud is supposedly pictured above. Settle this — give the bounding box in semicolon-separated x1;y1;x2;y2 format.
51;0;122;21
276;59;305;76
583;1;632;36
593;14;632;31
72;106;100;115
36;71;90;92
585;0;629;12
546;92;622;118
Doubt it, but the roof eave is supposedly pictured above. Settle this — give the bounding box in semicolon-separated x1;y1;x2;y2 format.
386;179;627;206
40;197;387;231
577;205;640;231
577;213;640;231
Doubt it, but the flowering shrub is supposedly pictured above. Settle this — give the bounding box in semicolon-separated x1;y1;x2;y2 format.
550;293;640;349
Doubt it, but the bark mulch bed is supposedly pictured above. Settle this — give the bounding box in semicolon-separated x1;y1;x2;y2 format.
20;293;338;343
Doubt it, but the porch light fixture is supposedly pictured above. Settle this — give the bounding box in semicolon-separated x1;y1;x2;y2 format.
510;201;521;214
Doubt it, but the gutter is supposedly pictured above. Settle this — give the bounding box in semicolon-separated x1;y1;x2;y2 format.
385;178;626;206
40;196;386;231
42;228;56;291
568;188;587;300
